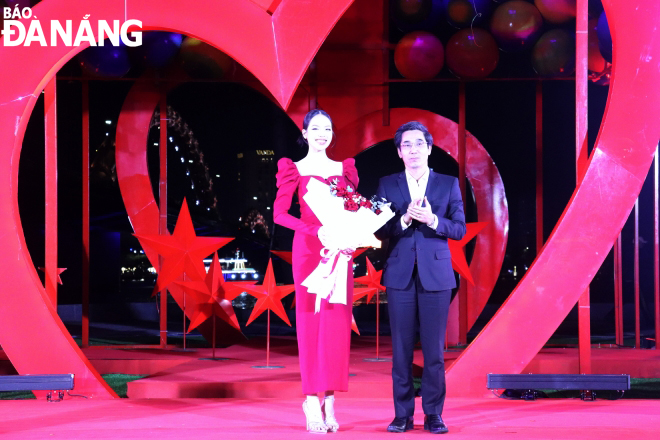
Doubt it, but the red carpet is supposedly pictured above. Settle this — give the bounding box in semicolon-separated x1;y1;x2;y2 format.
2;336;660;438
1;397;659;439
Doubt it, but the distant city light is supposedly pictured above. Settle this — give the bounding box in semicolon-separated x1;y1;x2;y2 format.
105;132;109;136
215;174;220;178
175;146;179;151
188;159;193;163
154;142;159;146
169;137;173;142
105;120;112;125
253;196;257;200
180;157;184;163
266;207;271;210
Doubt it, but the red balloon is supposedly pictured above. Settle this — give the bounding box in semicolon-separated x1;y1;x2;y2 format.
490;1;544;52
399;0;425;16
178;38;234;79
534;0;576;24
394;31;445;80
531;29;575;77
445;28;499;79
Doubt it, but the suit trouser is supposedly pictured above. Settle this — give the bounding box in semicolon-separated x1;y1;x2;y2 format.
387;267;451;417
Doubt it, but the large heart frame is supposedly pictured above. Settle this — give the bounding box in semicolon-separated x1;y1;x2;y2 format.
0;0;658;398
0;0;353;398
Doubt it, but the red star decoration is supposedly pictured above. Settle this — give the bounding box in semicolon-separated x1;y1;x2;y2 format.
243;259;295;326
353;258;385;335
351;315;360;335
353;286;378;305
354;257;384;294
271;250;292;264
448;222;487;285
350;286;378;335
38;267;67;285
175;252;255;333
134;199;233;294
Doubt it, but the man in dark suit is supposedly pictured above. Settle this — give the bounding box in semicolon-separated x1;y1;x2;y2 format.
375;121;466;434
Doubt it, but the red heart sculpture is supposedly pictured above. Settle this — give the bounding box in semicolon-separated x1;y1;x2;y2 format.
446;0;660;396
0;0;353;398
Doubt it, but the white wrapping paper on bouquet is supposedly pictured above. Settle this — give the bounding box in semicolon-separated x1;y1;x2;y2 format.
301;178;394;312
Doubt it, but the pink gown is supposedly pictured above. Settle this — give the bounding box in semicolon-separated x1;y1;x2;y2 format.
273;157;357;395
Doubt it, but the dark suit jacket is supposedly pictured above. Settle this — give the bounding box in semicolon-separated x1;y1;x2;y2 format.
375;171;466;291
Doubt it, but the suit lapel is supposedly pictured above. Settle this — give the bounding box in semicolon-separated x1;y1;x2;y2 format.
424;171;437;200
397;172;412;206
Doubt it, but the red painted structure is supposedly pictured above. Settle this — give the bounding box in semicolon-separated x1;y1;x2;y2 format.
446;0;660;396
0;0;353;398
0;0;658;400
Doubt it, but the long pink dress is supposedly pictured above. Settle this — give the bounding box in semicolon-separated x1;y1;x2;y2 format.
273;157;357;395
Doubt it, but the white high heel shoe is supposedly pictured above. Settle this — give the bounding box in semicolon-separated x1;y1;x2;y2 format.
323;395;339;433
303;399;327;434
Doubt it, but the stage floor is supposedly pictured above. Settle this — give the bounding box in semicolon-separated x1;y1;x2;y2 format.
119;336;660;399
1;397;659;439
2;336;660;438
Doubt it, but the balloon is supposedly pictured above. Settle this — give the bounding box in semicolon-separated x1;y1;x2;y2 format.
399;0;427;16
444;0;493;28
394;31;445;80
490;1;544;52
445;28;499;78
392;0;445;33
79;45;131;78
534;0;576;24
596;11;612;63
135;32;183;68
178;38;234;79
587;18;606;73
531;29;575;77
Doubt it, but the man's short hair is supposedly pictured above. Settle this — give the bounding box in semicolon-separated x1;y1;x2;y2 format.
394;121;433;149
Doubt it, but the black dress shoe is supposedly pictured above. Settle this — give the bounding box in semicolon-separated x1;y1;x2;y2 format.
387;416;414;433
424;414;448;434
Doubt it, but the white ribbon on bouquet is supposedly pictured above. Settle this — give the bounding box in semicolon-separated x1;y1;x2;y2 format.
301;178;393;313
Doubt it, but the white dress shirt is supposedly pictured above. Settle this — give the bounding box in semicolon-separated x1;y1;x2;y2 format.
400;168;438;230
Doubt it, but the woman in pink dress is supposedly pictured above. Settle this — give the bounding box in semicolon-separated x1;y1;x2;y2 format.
274;109;357;433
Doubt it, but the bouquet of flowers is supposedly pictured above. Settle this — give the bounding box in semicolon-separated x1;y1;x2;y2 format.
302;178;393;312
